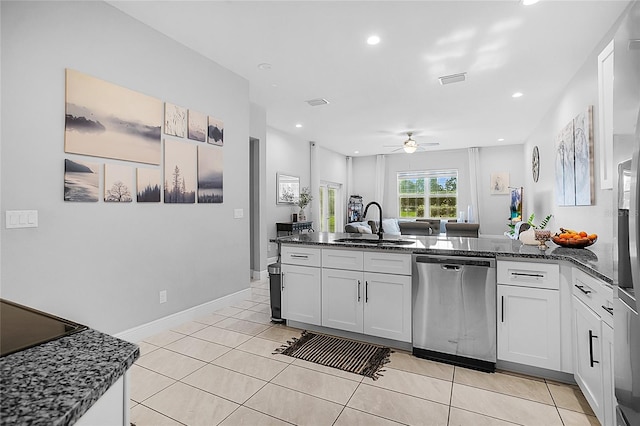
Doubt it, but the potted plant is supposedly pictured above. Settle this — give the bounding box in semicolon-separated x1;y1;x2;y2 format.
296;187;313;221
518;213;553;248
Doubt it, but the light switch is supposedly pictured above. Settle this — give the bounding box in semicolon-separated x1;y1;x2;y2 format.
234;208;244;219
6;210;38;229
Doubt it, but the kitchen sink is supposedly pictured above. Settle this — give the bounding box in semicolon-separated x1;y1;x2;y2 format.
333;238;415;245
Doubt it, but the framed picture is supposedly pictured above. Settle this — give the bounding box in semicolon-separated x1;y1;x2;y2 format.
207;116;224;146
164;139;196;204
197;145;223;203
490;172;509;195
104;164;133;202
137;168;161;202
188;109;207;142
277;173;299;204
510;187;523;221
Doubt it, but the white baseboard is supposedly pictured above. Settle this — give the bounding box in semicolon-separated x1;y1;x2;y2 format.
114;288;251;343
252;269;268;281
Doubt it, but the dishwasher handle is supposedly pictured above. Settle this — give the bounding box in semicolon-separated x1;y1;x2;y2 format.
441;264;461;271
415;255;495;268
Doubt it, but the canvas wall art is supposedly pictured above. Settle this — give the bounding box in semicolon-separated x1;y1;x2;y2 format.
574;107;594;205
188;110;207;142
104;164;133;202
164;139;196;203
490;172;509;195
64;159;99;202
555;121;575;206
208;116;224;146
164;102;187;138
509;187;523;221
137;168;161;202
64;69;162;165
197;145;223;203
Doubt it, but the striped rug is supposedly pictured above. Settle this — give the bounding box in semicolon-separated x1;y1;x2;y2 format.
274;331;392;380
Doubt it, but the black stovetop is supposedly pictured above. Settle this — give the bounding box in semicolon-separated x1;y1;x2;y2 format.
0;298;87;357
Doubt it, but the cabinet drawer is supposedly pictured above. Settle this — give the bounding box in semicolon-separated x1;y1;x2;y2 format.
497;260;559;290
322;249;364;270
363;252;411;275
281;246;321;267
573;268;613;325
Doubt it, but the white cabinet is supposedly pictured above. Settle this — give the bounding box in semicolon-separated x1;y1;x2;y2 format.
362;271;412;342
496;260;561;371
572;267;615;426
321;248;412;342
322;267;363;333
281;262;321;326
75;374;127;426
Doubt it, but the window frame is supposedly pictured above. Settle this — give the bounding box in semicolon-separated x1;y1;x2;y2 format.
397;170;458;219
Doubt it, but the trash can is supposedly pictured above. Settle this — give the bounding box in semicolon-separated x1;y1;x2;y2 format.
268;263;284;323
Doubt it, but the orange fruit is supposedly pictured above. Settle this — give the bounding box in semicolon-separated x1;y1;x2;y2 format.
572;234;581;240
579;231;587;237
588;234;597;240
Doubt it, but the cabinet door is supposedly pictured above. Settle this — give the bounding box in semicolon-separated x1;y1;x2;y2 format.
281;264;321;326
363;272;412;342
601;321;615;426
574;296;605;423
497;285;561;370
322;269;364;333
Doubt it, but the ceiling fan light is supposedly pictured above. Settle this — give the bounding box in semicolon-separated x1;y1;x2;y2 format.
403;145;417;154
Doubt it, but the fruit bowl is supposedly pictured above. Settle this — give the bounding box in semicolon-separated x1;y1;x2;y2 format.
552;231;597;248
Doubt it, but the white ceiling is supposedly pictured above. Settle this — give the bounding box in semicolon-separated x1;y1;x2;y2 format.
109;0;629;157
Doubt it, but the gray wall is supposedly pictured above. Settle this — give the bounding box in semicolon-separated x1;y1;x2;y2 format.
1;1;251;334
250;103;267;276
522;8;628;245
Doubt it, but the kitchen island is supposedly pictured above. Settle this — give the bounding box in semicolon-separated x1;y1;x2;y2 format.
274;232;614;283
0;328;139;425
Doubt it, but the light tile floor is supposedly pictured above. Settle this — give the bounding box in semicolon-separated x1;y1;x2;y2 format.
130;279;600;426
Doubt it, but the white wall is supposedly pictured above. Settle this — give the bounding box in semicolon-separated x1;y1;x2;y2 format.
266;127;311;259
351;156;377;209
0;1;251;334
478;145;526;236
250;103;268;275
522;10;626;244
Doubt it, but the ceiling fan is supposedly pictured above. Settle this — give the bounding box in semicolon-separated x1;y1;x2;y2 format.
385;132;439;154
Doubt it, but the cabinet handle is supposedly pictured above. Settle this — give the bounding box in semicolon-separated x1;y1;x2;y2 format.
601;305;613;315
501;296;504;323
365;281;369;303
357;280;361;302
290;254;309;259
589;330;599;367
575;284;592;295
281;273;285;290
511;272;544;278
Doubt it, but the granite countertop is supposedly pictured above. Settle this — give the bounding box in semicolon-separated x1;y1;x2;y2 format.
274;232;614;284
0;328;139;425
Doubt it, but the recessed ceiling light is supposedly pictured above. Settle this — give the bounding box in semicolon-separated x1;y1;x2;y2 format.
295;124;302;128
354;151;360;154
522;0;540;5
512;92;524;98
498;138;505;142
367;35;380;45
257;63;272;70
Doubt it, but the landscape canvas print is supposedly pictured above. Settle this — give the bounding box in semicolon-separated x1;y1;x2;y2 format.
208;116;224;146
574;107;594;206
137;168;161;203
64;69;162;165
164;139;196;204
188;110;207;142
64;159;99;202
164;102;187;138
197;145;223;203
104;164;133;202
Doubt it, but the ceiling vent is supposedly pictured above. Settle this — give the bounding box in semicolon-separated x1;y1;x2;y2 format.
438;72;467;85
306;98;330;106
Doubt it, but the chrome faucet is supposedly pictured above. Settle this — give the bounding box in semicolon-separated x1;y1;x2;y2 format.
363;201;384;239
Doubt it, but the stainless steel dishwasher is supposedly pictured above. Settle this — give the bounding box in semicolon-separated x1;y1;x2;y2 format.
413;255;496;372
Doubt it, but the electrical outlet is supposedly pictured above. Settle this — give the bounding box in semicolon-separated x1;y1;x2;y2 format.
159;290;167;304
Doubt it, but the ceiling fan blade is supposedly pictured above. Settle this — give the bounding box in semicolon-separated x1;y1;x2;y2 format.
418;142;440;147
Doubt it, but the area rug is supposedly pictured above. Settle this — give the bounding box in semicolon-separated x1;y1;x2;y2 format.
274;330;392;380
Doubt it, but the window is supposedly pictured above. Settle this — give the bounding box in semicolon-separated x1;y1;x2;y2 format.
397;170;458;219
319;182;342;232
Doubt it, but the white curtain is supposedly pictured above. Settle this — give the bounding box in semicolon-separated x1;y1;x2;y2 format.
374;154;386;208
346;156;353;223
467;147;480;225
310;141;320;226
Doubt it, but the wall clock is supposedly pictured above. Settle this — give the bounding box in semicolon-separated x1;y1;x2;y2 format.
532;146;540;182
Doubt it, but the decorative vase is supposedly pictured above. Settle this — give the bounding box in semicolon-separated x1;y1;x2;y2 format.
518;228;538;245
298;209;306;222
534;229;552;250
